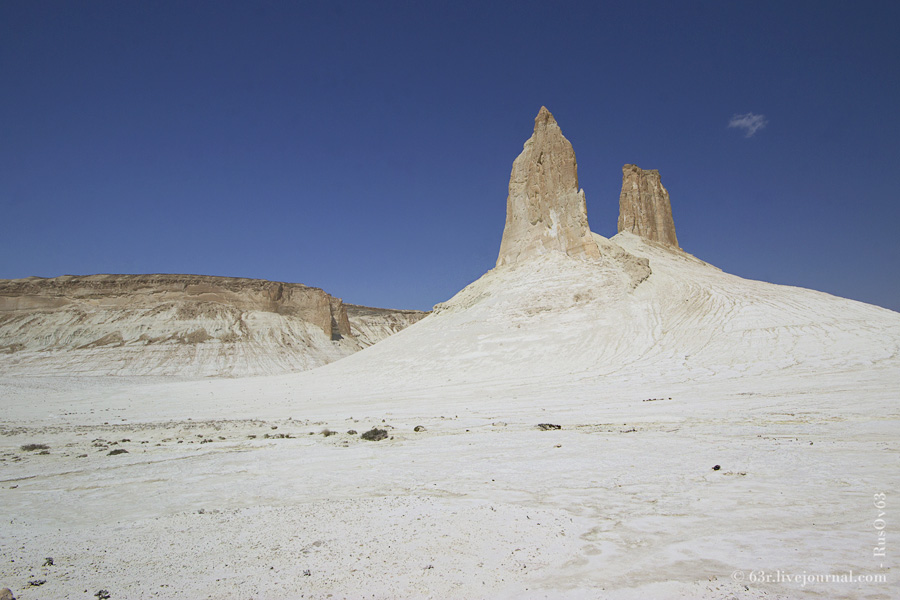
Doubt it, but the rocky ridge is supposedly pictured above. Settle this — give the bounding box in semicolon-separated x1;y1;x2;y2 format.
0;274;427;377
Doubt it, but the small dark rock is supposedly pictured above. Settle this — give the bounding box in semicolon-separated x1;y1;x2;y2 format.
414;425;426;432
43;557;54;566
361;428;388;441
536;423;561;431
347;430;357;435
712;465;721;471
95;591;111;600
20;444;49;452
108;449;129;456
28;580;46;587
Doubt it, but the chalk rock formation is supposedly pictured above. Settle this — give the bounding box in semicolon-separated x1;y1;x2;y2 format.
496;107;601;267
0;274;427;377
618;164;679;248
0;274;351;339
345;304;430;349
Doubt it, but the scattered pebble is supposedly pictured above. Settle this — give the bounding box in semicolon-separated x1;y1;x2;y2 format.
20;444;49;452
361;428;388;441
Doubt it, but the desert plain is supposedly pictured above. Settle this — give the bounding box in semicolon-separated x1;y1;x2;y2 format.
1;108;897;599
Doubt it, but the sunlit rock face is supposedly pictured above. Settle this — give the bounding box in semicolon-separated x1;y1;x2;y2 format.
496;107;601;267
618;164;679;248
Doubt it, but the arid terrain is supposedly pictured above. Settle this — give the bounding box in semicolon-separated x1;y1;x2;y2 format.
1;108;896;599
0;274;425;378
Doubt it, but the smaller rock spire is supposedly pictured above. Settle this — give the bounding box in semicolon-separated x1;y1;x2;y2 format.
618;164;679;248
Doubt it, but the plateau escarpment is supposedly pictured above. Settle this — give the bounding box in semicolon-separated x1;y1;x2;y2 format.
0;274;427;377
345;304;430;348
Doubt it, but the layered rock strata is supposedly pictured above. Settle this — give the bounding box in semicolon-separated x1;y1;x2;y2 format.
0;274;427;377
0;274;351;339
345;304;430;348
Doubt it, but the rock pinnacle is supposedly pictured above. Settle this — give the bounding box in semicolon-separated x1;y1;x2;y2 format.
496;107;601;267
617;164;679;248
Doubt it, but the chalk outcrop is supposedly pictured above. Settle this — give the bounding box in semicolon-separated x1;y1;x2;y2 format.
618;164;679;248
496;107;601;267
0;274;427;377
346;304;431;349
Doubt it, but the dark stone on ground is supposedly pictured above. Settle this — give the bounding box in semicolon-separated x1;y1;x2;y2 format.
361;428;388;441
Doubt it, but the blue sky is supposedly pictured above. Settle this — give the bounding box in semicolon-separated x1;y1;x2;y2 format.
2;1;899;311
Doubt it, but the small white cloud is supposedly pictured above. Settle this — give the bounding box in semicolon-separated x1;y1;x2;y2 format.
728;112;768;137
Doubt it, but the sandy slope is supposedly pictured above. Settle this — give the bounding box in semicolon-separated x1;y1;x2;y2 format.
1;234;897;599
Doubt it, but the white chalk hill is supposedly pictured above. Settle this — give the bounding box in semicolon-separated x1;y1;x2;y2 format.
298;230;899;403
295;107;899;400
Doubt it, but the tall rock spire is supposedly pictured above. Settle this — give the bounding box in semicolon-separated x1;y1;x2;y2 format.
496;107;601;267
617;164;679;248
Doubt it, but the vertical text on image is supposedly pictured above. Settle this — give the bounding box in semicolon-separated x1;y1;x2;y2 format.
873;492;886;567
